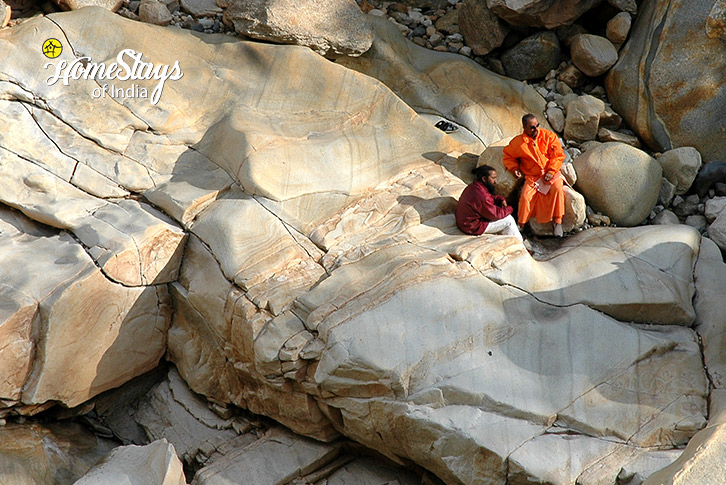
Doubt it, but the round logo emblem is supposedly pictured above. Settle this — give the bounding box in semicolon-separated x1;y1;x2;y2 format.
42;38;62;59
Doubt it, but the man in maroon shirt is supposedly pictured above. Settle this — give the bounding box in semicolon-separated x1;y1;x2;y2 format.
456;165;523;241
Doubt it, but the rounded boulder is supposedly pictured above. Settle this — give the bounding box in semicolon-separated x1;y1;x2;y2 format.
572;142;662;226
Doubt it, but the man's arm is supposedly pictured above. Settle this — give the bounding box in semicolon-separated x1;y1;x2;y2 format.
544;132;565;178
502;139;523;178
477;193;513;221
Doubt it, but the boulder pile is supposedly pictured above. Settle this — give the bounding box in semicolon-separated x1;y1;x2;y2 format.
0;1;724;484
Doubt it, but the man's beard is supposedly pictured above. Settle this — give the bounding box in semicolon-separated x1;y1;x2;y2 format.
483;181;496;194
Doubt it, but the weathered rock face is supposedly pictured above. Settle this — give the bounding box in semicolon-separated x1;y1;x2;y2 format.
335;16;548;150
0;206;170;409
486;0;602;29
573;142;662;226
0;422;117;484
605;0;726;162
222;0;373;56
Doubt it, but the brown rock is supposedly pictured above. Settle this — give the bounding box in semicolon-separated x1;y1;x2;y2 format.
138;0;172;25
707;0;726;39
606;11;631;45
570;34;618;77
433;8;458;34
487;0;601;29
458;0;509;56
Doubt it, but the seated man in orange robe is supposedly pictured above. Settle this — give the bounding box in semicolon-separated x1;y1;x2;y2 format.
503;113;566;237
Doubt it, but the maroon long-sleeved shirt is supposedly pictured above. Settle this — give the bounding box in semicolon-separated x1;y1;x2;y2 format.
455;180;513;235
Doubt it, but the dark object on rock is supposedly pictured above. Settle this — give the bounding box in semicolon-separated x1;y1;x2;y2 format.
692;161;726;198
435;120;458;133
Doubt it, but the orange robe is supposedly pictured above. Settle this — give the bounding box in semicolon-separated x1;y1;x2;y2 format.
502;129;566;225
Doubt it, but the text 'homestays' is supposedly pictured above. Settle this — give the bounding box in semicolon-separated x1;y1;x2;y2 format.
44;49;183;105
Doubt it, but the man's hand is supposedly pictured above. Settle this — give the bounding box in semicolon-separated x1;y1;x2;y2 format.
544;172;553;182
501;199;508;207
513;169;522;178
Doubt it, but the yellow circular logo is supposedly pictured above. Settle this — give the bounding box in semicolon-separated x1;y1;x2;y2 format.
42;39;62;59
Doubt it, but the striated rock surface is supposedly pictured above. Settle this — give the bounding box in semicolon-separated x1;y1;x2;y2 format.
0;5;724;485
335;16;548;151
605;0;726;162
222;0;373;56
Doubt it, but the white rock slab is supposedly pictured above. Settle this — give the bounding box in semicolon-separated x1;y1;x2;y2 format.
73;439;186;485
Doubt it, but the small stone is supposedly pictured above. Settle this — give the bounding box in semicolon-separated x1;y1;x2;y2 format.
606;12;632;45
597;127;641;148
705;197;726;222
433;45;448;51
181;0;221;17
685;215;707;232
368;8;385;16
426;25;437;36
658;178;676;207
459;46;472;56
546;106;565;133
652;209;679;225
138;0;172;25
557;64;585;88
556;81;573;95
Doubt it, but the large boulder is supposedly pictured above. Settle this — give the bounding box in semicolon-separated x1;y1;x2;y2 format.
222;0;374;57
573;142;662;226
570;34;619;77
335;16;548;152
458;0;510;56
501;31;562;81
486;0;602;29
1;7;724;485
605;0;726;162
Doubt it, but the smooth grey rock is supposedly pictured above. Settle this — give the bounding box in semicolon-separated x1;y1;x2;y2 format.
501;31;562;81
708;212;726;251
572;142;662;226
658;178;676;207
658;147;702;195
74;439;186;485
705;197;726;222
546;106;565;133
597;127;641;148
652;209;679;225
564;94;605;142
570;34;619;77
223;0;374;56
